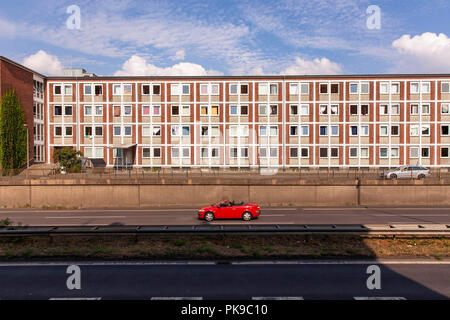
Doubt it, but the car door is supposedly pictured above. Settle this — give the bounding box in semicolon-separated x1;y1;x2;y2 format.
215;201;228;219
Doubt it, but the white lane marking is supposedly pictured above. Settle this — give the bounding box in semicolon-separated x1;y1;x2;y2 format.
151;297;203;300
45;216;127;219
49;297;102;300
354;297;406;300
252;296;304;300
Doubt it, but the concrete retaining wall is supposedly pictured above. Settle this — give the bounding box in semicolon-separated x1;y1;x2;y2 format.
0;182;449;208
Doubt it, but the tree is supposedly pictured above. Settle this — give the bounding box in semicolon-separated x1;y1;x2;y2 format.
0;90;27;171
54;147;82;173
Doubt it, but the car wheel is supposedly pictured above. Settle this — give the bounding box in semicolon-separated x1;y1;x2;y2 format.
390;174;397;180
418;174;425;180
242;212;252;221
204;212;214;222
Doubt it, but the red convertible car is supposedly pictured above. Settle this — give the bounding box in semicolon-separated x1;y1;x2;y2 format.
197;200;261;222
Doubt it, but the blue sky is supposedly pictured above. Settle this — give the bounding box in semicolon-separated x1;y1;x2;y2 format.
0;0;449;76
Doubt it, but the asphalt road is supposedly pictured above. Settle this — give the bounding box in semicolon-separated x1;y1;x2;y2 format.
0;260;447;300
0;207;449;226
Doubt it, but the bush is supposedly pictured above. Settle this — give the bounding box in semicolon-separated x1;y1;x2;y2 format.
54;147;82;172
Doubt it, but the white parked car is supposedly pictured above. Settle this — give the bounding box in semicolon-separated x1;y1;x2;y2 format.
382;166;431;179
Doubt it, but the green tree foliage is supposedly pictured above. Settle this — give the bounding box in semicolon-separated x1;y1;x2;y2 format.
54;147;82;173
0;90;27;170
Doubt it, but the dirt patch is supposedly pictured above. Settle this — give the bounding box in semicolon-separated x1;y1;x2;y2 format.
0;234;448;260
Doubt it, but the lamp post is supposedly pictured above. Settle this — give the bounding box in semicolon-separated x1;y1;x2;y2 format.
23;124;29;177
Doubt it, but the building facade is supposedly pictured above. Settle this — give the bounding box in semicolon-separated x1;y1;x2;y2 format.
3;56;450;169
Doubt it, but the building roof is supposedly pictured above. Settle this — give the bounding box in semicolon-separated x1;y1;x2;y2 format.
0;56;46;78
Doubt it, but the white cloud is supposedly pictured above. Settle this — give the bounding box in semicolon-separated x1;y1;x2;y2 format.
22;50;64;76
172;50;186;61
392;32;450;73
114;55;223;76
281;57;343;75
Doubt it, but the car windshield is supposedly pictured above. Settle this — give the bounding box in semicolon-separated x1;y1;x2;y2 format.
213;200;228;207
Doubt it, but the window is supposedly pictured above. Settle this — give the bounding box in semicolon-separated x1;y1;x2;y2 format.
319;148;328;158
319;126;328;136
113;84;122;95
123;106;132;116
441;148;449;158
182;84;190;95
54;85;62;95
182;126;190;136
211;84;219;95
241;125;249;137
84;126;92;137
269;126;278;136
350;126;358;136
380;82;389;94
54;106;62;116
54;126;62;136
65;126;72;136
200;84;208;95
442;125;449;136
330;148;339;158
290;83;299;95
230;84;238;95
259;105;267;116
391;104;399;115
95;127;103;136
442;82;450;93
301;83;309;94
422;104;430;114
380;147;388;158
360;147;369;158
361;83;370;94
142;126;151;136
422;82;430;93
142;85;150;95
290;147;298;158
330;83;339;94
182;105;190;116
84;106;92;116
422;147;430;158
350;83;358;94
270;84;278;95
142;106;150;116
330;105;338;115
290;105;298;115
350;105;358;115
171;84;180;95
391;125;399;136
301;148;309;158
201;148;209;158
64;106;73;116
391;148;399;158
290;126;298;136
240;105;248;115
301;126;309;136
172;105;179;115
270;105;278;115
124;126;132;136
350;148;358;158
259;83;268;95
153;126;161;136
201;106;208;116
153;148;161;158
259;125;267;136
441;104;449;114
114;106;121;117
391;83;399;94
422;125;430;136
241;148;248;158
142;148;151;158
95;85;103;95
171;148;179;158
171;126;179;136
229;126;238;137
95;106;103;116
211;126;220;136
113;148;122;158
300;104;309;115
380;125;388;136
361;125;369;136
331;126;339;136
380;105;388;115
269;147;278;157
84;84;92;95
64;85;72;95
211;105;219;116
410;104;419;115
410;125;419;136
320;84;328;94
410;82;419;94
153;85;161;95
361;104;369;115
229;106;237;115
320;105;328;115
153;106;161;116
241;85;248;95
201;126;209;136
113;126;121;136
410;147;419;158
123;84;133;96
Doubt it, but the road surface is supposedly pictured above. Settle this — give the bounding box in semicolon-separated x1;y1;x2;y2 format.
0;207;449;226
0;260;447;300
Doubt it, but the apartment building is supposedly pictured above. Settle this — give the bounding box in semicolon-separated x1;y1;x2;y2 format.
2;56;450;169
